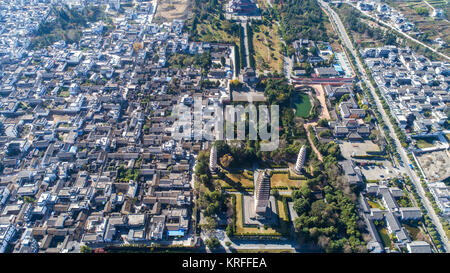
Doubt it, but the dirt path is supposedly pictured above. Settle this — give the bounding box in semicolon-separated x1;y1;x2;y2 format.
294;84;331;120
304;123;323;162
310;84;330;120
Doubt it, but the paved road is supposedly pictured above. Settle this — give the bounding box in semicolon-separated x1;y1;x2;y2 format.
422;1;449;24
320;0;449;252
350;2;450;61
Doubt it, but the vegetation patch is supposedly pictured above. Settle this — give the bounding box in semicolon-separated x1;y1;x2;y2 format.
415;137;436;149
218;172;254;189
31;5;108;49
377;225;393;249
292;92;312;118
275;0;329;44
251;21;284;73
270;173;306;188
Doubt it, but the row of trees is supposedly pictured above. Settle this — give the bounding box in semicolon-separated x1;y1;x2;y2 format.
336;13;446;251
239;26;247;68
246;23;256;69
234;44;240;76
195;78;307;168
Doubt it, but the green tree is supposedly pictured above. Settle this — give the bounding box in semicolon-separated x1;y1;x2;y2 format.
80;245;92;253
201;216;217;234
317;118;328;127
220;154;233;168
226;224;234;237
205;237;221;249
293;198;309;215
200;174;210;185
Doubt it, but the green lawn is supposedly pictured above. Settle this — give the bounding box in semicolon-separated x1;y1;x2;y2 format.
270;173;306;188
367;200;384;210
377;226;392;249
367;196;385;210
293;92;312;118
416;138;435;149
217;172;254;188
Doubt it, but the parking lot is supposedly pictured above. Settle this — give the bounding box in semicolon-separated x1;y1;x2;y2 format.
339;140;382;159
338;140;397;181
360;164;396;181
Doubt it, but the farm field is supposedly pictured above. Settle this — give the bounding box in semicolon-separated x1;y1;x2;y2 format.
426;0;447;7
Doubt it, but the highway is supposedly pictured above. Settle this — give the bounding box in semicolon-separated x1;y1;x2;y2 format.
319;0;450;252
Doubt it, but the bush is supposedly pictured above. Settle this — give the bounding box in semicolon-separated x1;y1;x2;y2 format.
205;237;221;249
226;224;234;237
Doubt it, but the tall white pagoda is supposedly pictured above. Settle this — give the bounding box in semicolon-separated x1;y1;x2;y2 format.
254;170;271;217
209;143;217;172
293;145;306;175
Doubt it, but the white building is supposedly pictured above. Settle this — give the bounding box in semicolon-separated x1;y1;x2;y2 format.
254;170;270;216
429;182;450;215
407;241;432;253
